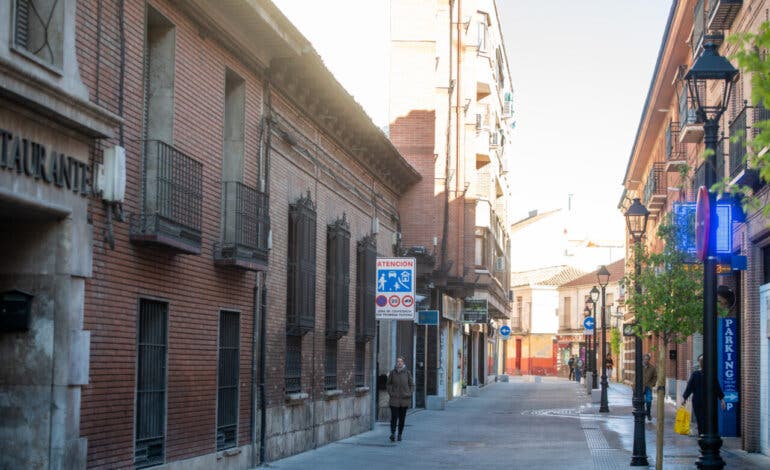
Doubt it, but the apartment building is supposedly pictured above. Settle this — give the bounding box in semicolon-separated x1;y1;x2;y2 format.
622;0;768;455
0;1;419;468
386;0;514;407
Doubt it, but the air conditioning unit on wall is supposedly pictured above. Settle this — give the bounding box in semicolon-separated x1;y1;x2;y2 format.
94;145;126;202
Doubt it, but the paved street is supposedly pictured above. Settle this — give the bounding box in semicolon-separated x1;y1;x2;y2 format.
262;377;770;470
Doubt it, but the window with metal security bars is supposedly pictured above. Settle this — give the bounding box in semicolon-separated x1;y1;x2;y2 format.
285;335;302;393
354;342;366;387
287;192;317;336
13;0;64;68
135;299;168;468
356;235;377;341
324;340;338;390
326;216;350;339
217;311;239;450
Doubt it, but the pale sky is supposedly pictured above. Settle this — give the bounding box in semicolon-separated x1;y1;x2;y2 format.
272;0;672;242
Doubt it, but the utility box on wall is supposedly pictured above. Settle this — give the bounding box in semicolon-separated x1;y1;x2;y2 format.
0;290;33;332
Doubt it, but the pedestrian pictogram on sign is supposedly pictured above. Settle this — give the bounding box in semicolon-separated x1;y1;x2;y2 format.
376;258;416;320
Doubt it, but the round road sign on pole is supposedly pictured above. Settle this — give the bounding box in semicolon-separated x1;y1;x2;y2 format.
500;325;511;339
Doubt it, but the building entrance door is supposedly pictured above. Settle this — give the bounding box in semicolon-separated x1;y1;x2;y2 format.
760;283;770;455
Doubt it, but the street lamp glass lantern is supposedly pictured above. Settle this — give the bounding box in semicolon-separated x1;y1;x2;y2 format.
590;286;600;303
597;265;611;288
684;41;738;120
624;198;649;242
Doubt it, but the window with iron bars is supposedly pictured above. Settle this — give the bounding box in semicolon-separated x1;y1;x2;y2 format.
326;216;350;339
324;340;338;390
217;311;239;450
285;335;302;394
354;342;366;387
135;299;168;469
13;0;64;69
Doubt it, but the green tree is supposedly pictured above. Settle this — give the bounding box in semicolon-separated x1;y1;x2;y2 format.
623;216;703;470
719;22;770;213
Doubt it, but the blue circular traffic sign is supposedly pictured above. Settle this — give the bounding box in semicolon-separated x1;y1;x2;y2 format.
583;317;595;329
500;325;511;337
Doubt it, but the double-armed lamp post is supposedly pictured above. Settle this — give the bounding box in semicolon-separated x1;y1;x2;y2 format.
589;286;599;388
597;265;611;413
625;197;649;467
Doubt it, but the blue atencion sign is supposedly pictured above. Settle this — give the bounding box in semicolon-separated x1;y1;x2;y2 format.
718;317;739;437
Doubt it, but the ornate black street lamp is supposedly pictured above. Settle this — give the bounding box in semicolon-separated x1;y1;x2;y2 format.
597;265;611;413
625;197;649;467
589;286;600;389
684;41;737;470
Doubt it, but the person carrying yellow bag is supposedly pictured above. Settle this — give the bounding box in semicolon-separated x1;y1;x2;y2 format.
674;406;691;435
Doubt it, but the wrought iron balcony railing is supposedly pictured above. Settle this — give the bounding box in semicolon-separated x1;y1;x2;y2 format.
130;140;203;254
666;121;687;171
214;182;270;271
729;105;749;179
708;0;742;31
642;163;666;210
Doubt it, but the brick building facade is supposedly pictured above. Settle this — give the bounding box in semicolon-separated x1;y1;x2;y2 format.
385;0;514;408
622;0;770;457
2;0;418;468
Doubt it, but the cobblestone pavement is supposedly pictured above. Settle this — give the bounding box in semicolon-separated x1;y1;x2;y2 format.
259;377;770;469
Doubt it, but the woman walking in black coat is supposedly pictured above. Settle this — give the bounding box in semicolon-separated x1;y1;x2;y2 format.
682;354;726;435
386;356;414;442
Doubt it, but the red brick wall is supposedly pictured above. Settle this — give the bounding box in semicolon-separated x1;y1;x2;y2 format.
78;0;402;467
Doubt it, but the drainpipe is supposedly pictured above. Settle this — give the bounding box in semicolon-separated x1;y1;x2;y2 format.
250;278;259;468
258;275;267;463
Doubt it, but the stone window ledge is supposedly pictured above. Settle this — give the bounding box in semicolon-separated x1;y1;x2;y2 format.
354;386;370;396
217;448;242;459
285;392;309;405
323;389;343;400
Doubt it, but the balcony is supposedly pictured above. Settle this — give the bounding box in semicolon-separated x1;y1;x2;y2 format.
729;104;762;187
642;163;666;212
679;85;704;143
708;0;742;31
666;121;687;172
130;140;203;254
691;0;724;59
214;182;270;271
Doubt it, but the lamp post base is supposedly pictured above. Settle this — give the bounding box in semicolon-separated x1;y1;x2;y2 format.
696;434;725;469
631;402;649;466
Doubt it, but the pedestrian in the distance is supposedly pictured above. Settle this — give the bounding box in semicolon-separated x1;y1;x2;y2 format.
387;356;414;442
575;356;583;383
643;353;657;421
568;355;575;381
605;353;614;382
682;354;726;435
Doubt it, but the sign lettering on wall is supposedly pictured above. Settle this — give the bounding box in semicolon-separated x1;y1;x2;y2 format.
0;128;92;197
462;298;488;324
718;317;739;437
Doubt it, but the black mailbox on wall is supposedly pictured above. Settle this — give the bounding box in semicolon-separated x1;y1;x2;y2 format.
1;289;33;332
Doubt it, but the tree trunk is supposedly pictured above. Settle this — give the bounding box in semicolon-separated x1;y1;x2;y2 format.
655;342;667;470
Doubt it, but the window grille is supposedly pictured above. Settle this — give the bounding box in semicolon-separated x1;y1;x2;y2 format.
285;335;302;393
287;192;317;335
13;0;64;68
217;311;239;450
135;299;168;468
324;340;338;390
356;234;377;341
326;216;350;339
354;342;366;387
